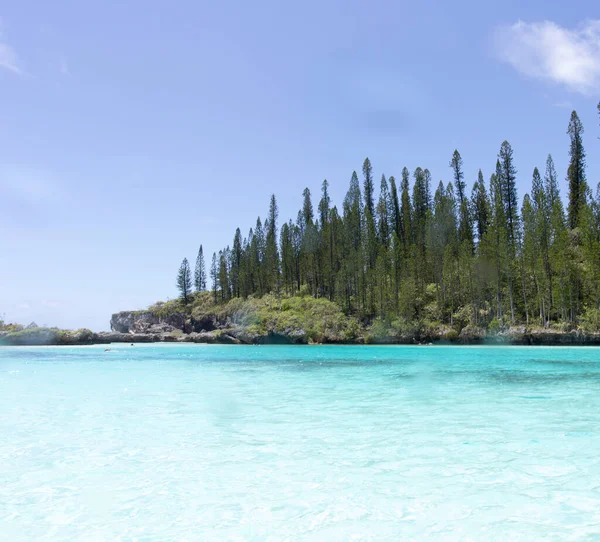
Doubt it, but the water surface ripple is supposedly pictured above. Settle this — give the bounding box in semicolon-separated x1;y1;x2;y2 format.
1;345;600;540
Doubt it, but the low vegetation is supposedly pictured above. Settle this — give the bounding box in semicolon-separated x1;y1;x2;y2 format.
0;321;97;346
144;289;600;344
148;291;361;343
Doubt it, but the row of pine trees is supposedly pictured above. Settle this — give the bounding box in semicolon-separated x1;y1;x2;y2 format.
177;108;599;329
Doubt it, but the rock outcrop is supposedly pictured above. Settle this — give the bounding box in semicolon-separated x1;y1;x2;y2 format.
110;311;187;334
5;300;600;346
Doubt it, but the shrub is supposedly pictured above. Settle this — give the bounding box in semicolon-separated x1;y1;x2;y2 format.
580;307;600;332
366;318;390;342
443;329;459;341
488;317;502;334
452;304;474;330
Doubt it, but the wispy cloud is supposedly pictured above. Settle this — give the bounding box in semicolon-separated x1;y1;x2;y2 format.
0;42;23;75
494;19;600;95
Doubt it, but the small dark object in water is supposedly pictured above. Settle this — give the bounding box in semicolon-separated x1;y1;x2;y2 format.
130;343;134;346
104;348;111;352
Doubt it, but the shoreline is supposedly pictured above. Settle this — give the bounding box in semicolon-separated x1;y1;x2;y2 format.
3;327;600;347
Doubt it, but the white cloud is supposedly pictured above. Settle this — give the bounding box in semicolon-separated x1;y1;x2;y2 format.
494;19;600;95
0;42;23;75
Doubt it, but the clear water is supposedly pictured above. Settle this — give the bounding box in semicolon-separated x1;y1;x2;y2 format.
1;344;600;541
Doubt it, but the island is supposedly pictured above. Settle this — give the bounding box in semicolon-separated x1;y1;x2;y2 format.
3;109;600;347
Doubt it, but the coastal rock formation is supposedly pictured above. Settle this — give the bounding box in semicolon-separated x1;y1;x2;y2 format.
6;292;600;346
110;311;187;334
458;325;487;343
3;322;600;346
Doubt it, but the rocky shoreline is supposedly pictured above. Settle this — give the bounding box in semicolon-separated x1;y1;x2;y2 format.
2;309;600;346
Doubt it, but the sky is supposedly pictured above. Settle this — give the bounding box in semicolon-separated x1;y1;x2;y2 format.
0;0;599;331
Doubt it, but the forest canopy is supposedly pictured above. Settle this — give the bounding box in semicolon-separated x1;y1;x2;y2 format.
178;107;600;333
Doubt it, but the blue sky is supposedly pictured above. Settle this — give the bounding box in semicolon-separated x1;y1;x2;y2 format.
1;0;598;331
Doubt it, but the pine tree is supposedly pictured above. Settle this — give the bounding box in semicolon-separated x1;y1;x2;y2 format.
390;231;402;312
194;245;206;292
341;172;364;313
400;167;412;249
488;168;507;320
521;193;537;324
583;184;600;309
177;258;192;303
362;158;374;217
543;156;568;322
389;175;401;240
498;141;519;252
302;188;313;229
343;171;363;250
471;169;489;244
412;167;430;247
210;252;218;303
318;180;334;299
265;194;280;293
171;104;600;331
279;222;293;295
231;229;242;297
450;150;473;247
376;174;391;248
253;218;266;295
544;155;560;211
218;249;231;301
318;180;331;226
450;150;466;203
567;110;587;230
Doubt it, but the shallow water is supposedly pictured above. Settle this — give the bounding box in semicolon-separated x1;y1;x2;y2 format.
1;344;600;540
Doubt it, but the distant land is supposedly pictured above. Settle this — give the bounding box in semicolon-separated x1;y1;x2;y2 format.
3;106;600;347
3;292;600;346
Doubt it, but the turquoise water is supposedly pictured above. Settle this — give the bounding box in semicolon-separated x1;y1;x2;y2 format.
1;345;600;540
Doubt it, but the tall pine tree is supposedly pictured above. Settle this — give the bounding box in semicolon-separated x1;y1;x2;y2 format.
194;245;206;292
177;258;192;303
567;110;587;230
362;158;374;217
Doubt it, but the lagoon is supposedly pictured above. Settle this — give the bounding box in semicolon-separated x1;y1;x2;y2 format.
1;344;600;540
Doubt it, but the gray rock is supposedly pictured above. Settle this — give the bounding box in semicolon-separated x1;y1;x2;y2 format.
458;325;486;343
110;311;187;334
187;332;217;343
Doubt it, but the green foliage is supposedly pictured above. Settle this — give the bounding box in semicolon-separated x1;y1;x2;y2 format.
0;321;24;333
452;304;475;330
567;110;587;230
0;326;95;346
579;307;600;332
487;317;503;334
149;298;186;317
365;318;391;343
174;107;597;337
148;291;361;343
250;295;360;342
443;329;459;341
177;258;192;303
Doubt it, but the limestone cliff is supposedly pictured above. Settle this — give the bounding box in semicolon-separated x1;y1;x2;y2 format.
110;311;187;334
